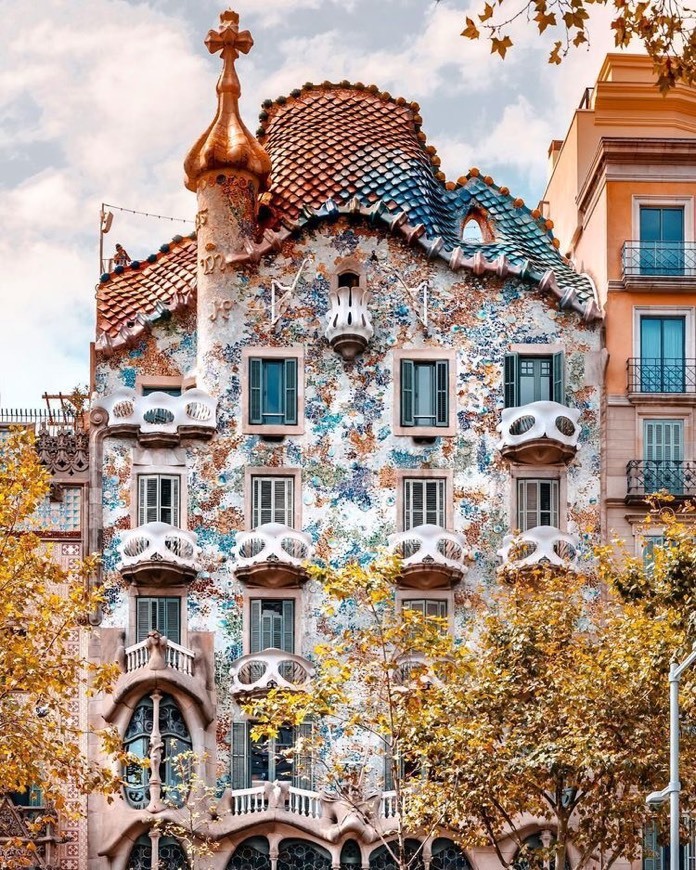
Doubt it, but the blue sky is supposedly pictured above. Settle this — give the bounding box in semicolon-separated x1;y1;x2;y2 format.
0;0;625;406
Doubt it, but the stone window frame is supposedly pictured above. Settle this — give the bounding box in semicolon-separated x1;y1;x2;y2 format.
631;195;694;243
135;374;184;395
395;587;454;635
241;345;305;437
394;468;455;532
127;586;189;648
131;449;188;530
508;465;568;533
241;587;304;656
392;348;457;438
243;466;302;531
632;305;695;364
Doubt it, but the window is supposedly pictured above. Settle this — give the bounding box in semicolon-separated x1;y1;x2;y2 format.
278;840;332;870
640;206;685;275
135;597;181;644
249;357;298;426
137;474;180;526
230;722;313;789
250;599;294;653
643;420;684;495
640;316;686;392
141;386;182;397
8;786;43;808
127;834;189;870
403;599;448;619
517;479;559;530
227;838;272;870
338;271;360;288
643;535;666;570
400;359;449;428
403;478;446;530
251;476;294;528
504;352;565;407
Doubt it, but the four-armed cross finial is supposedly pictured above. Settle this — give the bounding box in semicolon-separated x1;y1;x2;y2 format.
204;9;253;59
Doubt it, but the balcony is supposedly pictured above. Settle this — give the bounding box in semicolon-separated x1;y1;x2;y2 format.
626;460;696;501
393;653;443;688
229;648;314;696
93;388;216;446
387;524;469;589
119;522;199;585
622;241;696;281
497;525;579;570
497;401;580;464
627;359;696;397
233;523;314;587
124;632;196;677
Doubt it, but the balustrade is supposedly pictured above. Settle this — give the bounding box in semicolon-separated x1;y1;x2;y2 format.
230;648;314;696
124;634;195;676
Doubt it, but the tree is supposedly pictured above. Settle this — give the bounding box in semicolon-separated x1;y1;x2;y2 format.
459;0;696;92
0;429;119;867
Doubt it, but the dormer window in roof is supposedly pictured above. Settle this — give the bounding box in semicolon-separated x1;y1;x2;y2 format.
461;208;494;244
325;256;374;361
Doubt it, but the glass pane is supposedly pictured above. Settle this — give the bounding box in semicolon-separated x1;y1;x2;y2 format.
518;357;552;404
640;207;662;242
414;363;435;423
663;208;684;242
262;361;284;419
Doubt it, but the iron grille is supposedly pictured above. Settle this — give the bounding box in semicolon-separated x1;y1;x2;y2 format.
626;460;696;499
627;358;696;393
622;241;696;278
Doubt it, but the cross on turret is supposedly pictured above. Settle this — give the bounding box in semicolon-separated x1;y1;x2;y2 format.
204;9;253;61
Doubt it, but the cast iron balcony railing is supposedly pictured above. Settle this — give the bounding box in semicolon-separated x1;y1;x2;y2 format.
627;460;696;499
622;241;696;278
627;359;696;394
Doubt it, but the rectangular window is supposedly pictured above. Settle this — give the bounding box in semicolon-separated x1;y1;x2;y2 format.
504;352;564;407
137;474;180;526
517;479;559;530
639;316;686;393
403;478;446;530
249;599;294;654
251;476;294;528
231;721;314;790
249;357;298;426
643;536;666;570
400;359;449;428
403;599;448;619
135;597;181;644
639;206;685;275
141;386;182;397
643;419;684;495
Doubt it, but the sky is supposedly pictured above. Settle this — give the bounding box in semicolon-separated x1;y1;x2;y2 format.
0;0;627;407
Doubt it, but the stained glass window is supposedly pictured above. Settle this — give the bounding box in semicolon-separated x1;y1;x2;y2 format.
277;839;332;870
431;839;472;870
127;834;189;870
369;841;424;870
227;837;272;870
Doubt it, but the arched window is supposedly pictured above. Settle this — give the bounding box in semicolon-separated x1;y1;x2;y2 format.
431;839;472;870
123;692;192;809
338;271;360;289
514;834;571;870
369;840;424;870
127;834;189;870
227;837;272;870
461;209;494;243
278;839;332;870
462;218;484;242
340;840;363;870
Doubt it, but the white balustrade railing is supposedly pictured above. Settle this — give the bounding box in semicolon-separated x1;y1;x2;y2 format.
497;401;581;451
381;790;398;819
125;638;150;672
288;785;322;818
387;524;469;571
119;522;199;570
165;639;195;676
497;525;579;569
230;785;268;815
234;523;314;567
230;648;315;694
94;388;217;437
124;635;195;676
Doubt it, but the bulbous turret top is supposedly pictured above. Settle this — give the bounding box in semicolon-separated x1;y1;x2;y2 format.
184;9;271;192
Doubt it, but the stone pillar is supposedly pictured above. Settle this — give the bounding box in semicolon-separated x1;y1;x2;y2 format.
149;827;161;870
147;690;164;812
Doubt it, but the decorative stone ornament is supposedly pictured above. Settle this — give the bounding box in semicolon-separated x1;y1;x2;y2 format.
325;260;374;360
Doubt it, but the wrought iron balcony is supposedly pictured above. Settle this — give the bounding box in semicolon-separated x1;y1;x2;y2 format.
627;460;696;500
387;524;469;589
627;359;696;394
229;648;314;696
497;401;580;464
93;387;217;445
497;525;578;570
233;523;314;587
119;522;199;584
124;633;196;676
622;241;696;279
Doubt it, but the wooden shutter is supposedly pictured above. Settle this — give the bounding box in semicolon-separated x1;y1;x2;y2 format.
553;352;565;404
253;477;294;527
274;478;293;526
138;476;160;525
159;598;181;644
404;599;447;618
404;479;423;529
249;358;263;424
231;721;249;790
281;599;294;653
159;476;180;527
136;598;154;643
645;420;683;462
383;738;395;791
284;358;298;425
504;353;519;408
250;600;262;654
435;360;449;426
401;360;415;426
293;722;315;789
424;479;444;526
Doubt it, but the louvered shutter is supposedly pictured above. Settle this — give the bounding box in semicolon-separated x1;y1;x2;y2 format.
424;479;444;526
161;598;181;644
643;823;662;870
426;600;447;618
274;478;293;526
504;353;519;408
281;599;294;653
159;476;179;527
136;598;154;643
293;722;315;789
401;360;415;426
231;721;249;790
139;476;160;525
284;358;298;425
404;599;425;616
404;479;424;529
553;352;565;405
435;360;449;426
249;358;263;424
250;600;262;654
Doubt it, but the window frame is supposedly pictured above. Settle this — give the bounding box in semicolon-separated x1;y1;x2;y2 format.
129;587;188;647
516;477;561;531
136;473;182;527
509;466;567;532
395;469;454;532
633;306;695;370
244;466;302;530
504;349;565;408
241;346;305;436
243;588;303;656
136;374;183;397
134;595;182;645
392;348;457;437
632;196;694;244
396;588;454;634
230;720;314;791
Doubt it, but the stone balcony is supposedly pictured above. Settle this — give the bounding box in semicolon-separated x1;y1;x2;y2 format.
233;523;314;587
497;525;579;571
93;388;216;446
229;648;315;697
392;653;442;688
124;634;195;677
497;401;580;465
119;522;199;585
387;524;469;589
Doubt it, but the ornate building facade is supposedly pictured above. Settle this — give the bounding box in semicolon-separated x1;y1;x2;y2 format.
85;10;603;870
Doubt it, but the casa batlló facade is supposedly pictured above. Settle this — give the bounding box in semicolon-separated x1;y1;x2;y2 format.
66;9;605;870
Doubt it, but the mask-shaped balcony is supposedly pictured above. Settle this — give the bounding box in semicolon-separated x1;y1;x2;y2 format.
324;284;374;360
497;401;580;465
387;524;469;589
119;522;199;585
233;523;314;587
497;525;579;571
94;388;217;446
230;648;315;697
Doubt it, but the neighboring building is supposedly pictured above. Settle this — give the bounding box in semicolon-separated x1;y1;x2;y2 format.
544;53;696;557
86;10;602;870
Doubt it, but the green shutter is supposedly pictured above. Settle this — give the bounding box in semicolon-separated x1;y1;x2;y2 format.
504;353;519;408
383;739;395;791
553;352;565;405
293;722;315;789
231;721;249;790
282;599;294;653
136;598;154;643
139;476;160;525
401;360;415;426
284;358;298;425
162;598;181;644
435;360;449;426
249;358;263;425
250;600;262;654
